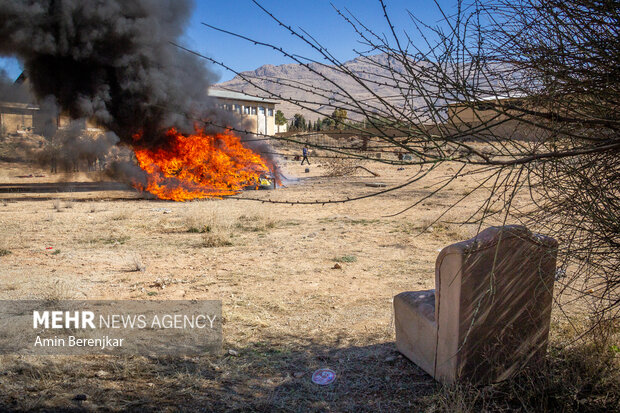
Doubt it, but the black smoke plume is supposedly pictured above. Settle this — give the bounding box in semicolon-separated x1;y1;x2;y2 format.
0;0;217;145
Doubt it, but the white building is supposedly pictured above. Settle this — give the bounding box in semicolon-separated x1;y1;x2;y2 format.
0;101;39;134
208;89;278;136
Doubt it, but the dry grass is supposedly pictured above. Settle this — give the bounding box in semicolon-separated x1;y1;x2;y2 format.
236;213;277;232
0;328;613;411
423;323;620;412
81;234;131;246
184;209;216;233
110;210;131;220
201;231;233;248
182;206;237;247
333;255;357;263
397;218;473;240
0;152;612;411
41;279;76;302
127;254;146;272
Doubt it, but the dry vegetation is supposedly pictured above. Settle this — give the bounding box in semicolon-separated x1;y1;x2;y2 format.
0;141;617;411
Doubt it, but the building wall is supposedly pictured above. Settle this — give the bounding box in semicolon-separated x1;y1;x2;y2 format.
447;99;550;141
1;112;33;133
447;98;527;124
215;98;276;136
0;106;37;133
448;103;510;124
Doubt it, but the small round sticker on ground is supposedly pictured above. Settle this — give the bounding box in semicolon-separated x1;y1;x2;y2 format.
311;368;336;385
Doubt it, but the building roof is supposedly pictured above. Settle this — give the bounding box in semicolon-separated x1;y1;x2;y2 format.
0;101;39;111
208;88;278;104
447;92;528;106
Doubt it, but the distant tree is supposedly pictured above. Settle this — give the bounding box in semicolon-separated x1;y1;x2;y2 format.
331;108;348;129
275;109;286;125
292;113;306;131
321;117;334;130
315;118;321;131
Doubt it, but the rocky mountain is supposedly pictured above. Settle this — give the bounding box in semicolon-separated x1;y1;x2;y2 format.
213;54;423;124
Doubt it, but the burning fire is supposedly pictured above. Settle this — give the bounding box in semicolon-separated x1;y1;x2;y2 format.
132;127;270;201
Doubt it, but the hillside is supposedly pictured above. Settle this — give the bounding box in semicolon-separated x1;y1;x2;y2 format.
213;54;425;123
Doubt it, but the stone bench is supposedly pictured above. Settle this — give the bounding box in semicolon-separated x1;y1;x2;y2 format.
394;225;558;384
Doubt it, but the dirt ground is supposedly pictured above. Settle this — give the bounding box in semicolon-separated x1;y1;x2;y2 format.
0;148;581;411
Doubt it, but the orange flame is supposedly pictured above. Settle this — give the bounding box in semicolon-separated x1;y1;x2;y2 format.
132;127;269;201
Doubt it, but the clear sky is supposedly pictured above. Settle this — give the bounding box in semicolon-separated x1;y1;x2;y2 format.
1;0;457;83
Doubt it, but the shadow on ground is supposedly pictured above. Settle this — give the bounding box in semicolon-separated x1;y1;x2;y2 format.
0;181;147;202
0;182;131;194
0;338;437;412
